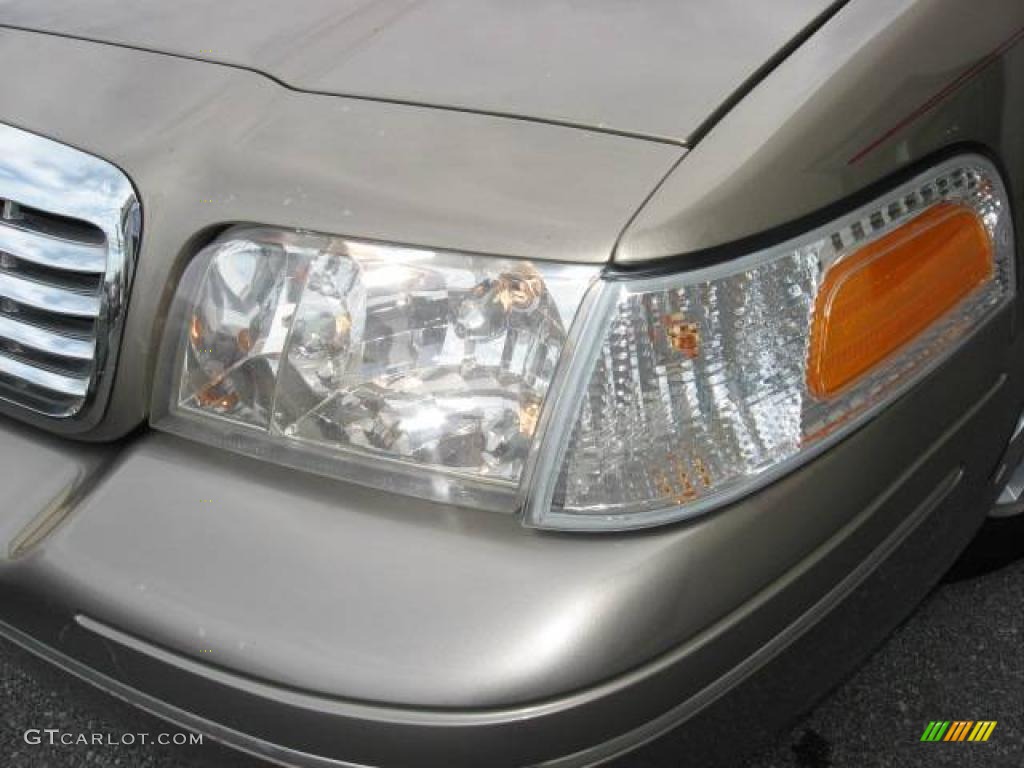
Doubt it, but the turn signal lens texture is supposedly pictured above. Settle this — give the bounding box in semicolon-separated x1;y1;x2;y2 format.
524;156;1013;531
808;203;993;396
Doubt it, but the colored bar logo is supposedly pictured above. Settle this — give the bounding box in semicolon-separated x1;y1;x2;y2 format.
920;721;997;742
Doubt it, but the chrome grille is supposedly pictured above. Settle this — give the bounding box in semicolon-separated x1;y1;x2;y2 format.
0;124;139;423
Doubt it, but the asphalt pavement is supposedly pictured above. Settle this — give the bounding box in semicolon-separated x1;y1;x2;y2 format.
2;521;1022;768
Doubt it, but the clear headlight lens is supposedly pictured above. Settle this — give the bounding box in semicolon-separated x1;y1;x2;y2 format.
154;155;1014;530
152;228;596;510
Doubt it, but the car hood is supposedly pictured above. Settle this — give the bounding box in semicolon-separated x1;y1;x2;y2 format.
0;0;837;142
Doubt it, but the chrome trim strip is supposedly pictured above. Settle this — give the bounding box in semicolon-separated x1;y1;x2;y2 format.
0;224;108;273
0;272;100;317
0;352;88;397
0;617;365;768
0;315;95;360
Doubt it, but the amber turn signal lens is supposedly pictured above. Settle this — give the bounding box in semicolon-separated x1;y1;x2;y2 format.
808;203;993;397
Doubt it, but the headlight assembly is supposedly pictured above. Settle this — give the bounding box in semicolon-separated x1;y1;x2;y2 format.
152;229;597;511
154;154;1015;531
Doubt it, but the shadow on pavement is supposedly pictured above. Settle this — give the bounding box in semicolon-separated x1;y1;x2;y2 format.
943;514;1024;582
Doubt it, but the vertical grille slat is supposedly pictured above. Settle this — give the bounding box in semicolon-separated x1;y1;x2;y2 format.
0;123;139;423
0;200;19;222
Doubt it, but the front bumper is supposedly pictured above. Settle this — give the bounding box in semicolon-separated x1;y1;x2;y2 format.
1;302;1020;767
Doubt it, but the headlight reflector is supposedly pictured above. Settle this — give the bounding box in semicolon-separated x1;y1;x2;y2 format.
154;228;596;510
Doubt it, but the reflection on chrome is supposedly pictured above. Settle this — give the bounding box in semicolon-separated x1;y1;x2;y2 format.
0;122;140;424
